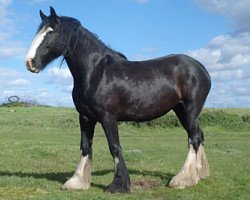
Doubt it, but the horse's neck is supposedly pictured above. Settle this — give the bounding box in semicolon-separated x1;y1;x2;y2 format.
64;30;106;87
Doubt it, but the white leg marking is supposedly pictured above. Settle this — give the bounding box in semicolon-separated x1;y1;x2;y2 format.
114;157;119;173
196;144;209;179
62;151;92;190
169;144;209;189
169;145;199;188
25;26;53;62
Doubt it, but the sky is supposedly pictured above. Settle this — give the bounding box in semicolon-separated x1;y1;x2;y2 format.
0;0;250;108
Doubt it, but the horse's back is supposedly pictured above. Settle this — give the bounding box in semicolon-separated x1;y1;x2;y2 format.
151;54;211;103
94;54;210;122
124;54;211;94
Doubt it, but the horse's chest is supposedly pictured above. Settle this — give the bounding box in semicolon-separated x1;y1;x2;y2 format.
72;89;97;119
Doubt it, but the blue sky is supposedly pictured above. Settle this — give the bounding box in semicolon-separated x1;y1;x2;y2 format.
0;0;250;107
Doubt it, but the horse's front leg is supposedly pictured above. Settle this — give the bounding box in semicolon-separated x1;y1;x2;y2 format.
62;115;96;190
101;115;131;193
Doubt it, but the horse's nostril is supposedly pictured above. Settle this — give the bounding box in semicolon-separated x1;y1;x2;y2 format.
25;58;40;73
25;58;33;68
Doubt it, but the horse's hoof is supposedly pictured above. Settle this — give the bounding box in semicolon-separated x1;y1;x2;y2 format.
62;175;90;190
169;172;199;189
106;179;130;193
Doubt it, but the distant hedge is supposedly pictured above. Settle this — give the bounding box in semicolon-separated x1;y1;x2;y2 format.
1;104;249;131
0;99;47;107
130;110;250;131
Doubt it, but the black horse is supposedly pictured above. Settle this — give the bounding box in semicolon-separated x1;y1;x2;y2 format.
25;7;211;193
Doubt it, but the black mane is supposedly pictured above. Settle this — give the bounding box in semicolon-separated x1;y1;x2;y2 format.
39;15;127;60
78;26;127;59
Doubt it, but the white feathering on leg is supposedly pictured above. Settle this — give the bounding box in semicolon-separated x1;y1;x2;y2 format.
62;151;92;190
169;145;199;188
169;144;209;188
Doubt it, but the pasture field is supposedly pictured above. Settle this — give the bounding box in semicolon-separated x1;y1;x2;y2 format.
0;106;249;200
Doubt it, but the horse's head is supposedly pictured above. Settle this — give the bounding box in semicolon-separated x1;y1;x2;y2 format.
25;7;64;73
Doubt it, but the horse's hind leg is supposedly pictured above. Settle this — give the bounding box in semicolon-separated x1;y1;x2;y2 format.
62;115;96;190
169;103;209;188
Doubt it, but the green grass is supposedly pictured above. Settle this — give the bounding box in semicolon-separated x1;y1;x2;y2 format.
0;107;249;199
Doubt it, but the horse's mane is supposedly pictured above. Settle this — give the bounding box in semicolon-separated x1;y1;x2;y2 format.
41;16;127;60
77;23;127;59
37;16;127;67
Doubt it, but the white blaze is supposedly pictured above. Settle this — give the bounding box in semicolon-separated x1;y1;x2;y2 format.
25;26;53;62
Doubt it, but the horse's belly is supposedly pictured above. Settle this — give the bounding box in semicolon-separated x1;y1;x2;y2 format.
118;94;180;122
119;109;171;122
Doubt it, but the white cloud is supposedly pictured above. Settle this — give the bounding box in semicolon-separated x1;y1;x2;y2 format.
9;78;30;86
193;0;250;32
3;90;15;97
0;0;12;4
0;68;21;87
206;80;250;108
0;0;27;59
188;33;250;73
0;67;19;77
0;67;73;107
48;67;72;79
187;33;250;107
0;41;27;59
210;69;250;82
0;0;13;27
48;67;73;93
0;64;74;106
188;1;250;107
188;33;250;84
0;68;27;103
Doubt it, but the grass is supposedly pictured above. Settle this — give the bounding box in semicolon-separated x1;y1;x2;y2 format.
0;106;249;199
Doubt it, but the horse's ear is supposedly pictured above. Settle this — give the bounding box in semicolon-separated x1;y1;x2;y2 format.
39;10;47;21
50;6;57;18
49;6;61;24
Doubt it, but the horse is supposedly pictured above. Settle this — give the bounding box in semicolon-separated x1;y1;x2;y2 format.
25;7;211;193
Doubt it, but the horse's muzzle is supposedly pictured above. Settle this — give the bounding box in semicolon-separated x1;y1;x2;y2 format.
25;58;40;73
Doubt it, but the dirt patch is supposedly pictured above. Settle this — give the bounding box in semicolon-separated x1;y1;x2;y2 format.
132;179;159;189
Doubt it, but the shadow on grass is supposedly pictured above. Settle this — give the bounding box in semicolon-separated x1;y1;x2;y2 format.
0;169;174;190
0;171;71;184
